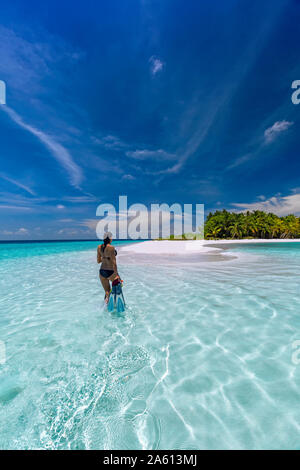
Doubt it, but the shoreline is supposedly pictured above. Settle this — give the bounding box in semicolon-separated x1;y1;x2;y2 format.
119;238;300;264
120;238;300;253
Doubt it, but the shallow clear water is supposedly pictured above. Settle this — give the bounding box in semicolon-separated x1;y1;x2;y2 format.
0;241;299;449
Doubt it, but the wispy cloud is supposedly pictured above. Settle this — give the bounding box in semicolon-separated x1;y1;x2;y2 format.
0;191;95;213
0;25;83;96
264;120;294;144
0;228;28;236
0;26;49;94
0;173;36;196
0;204;32;211
0;26;84;191
92;135;128;151
226;153;253;171
149;56;164;75
151;107;218;175
122;174;136;180
81;219;98;231
57;228;80;235
62;195;96;203
226;119;294;171
2;106;83;188
126;149;175;161
156;2;289;176
232;191;300;216
0;192;50;207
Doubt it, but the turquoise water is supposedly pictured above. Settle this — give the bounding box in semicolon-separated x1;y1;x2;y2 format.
0;241;299;449
220;241;300;256
0;240;136;261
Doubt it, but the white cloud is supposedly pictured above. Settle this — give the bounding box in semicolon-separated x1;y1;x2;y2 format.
62;195;96;203
17;227;28;233
0;26;83;95
0;193;64;213
93;135;128;151
149;56;164;75
126;149;175;161
81;219;98;230
2;106;83;188
57;228;79;235
232;192;300;216
156;3;289;177
227;120;295;171
122;174;135;180
0;204;32;211
0;173;36;196
226;153;253;171
264;120;294;144
56;204;65;209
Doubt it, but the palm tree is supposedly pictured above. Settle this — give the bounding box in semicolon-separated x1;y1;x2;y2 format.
204;209;299;240
206;227;222;239
229;221;245;239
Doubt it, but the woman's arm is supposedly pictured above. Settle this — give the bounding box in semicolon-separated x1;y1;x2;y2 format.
97;245;102;264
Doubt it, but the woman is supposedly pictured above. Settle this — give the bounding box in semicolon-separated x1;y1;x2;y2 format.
97;232;119;303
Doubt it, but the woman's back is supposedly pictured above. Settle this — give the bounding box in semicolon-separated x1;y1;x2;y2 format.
99;244;116;270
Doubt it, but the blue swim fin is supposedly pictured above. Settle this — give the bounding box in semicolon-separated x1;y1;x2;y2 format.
107;292;115;312
117;295;125;313
108;280;125;313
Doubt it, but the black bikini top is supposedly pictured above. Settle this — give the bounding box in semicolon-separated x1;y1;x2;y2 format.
101;245;117;260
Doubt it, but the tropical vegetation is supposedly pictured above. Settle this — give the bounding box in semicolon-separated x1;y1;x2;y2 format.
204;210;300;240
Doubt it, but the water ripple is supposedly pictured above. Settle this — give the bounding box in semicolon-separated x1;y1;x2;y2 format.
0;244;299;448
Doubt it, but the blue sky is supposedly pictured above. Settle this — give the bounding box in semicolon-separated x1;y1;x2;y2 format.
0;0;300;239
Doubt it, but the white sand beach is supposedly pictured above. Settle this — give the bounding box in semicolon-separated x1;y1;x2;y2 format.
120;238;300;255
120;240;220;254
119;238;300;265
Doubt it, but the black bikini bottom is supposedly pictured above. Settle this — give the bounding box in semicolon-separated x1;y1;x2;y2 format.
100;269;114;279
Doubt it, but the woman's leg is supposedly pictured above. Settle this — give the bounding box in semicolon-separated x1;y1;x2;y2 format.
100;274;110;302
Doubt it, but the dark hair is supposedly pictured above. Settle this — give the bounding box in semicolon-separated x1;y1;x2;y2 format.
101;236;111;253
